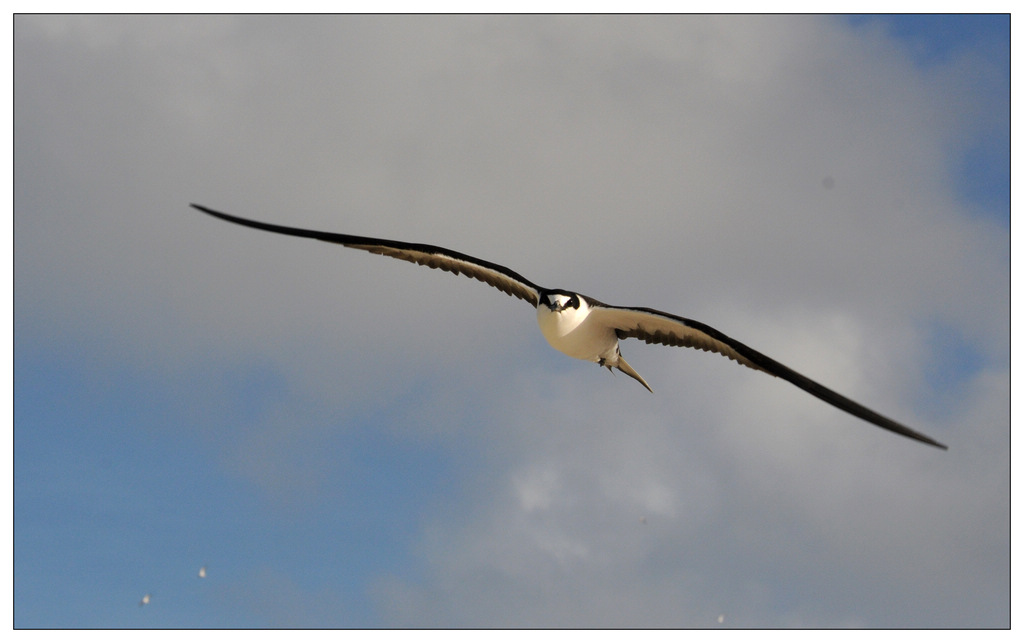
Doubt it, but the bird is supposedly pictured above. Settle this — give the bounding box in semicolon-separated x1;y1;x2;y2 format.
139;593;151;607
198;565;207;579
191;204;947;450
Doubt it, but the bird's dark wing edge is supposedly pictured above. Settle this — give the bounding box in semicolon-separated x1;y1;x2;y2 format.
589;299;947;450
191;204;541;306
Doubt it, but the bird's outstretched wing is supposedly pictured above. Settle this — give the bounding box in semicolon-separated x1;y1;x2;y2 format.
586;300;948;450
191;204;542;306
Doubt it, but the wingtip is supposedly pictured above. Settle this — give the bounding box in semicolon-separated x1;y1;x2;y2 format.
888;427;947;450
190;203;242;225
928;439;949;451
897;425;948;450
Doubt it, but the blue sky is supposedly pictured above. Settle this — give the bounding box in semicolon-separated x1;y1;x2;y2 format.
13;15;1009;628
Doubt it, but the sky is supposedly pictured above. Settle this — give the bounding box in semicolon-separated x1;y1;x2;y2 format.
12;14;1010;629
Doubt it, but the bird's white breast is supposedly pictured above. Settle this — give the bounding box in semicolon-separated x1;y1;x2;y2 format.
536;299;618;362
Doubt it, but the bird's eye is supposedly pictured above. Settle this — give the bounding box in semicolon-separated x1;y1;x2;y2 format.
570;295;579;309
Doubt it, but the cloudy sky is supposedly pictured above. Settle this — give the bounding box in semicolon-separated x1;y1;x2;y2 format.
13;15;1008;628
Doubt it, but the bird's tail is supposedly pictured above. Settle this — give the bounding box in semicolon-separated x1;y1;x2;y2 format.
615;355;653;393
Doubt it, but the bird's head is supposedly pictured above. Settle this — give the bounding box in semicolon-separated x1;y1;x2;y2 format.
539;290;581;313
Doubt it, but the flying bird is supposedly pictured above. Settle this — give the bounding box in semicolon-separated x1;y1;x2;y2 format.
191;204;947;450
139;593;151;607
198;565;207;579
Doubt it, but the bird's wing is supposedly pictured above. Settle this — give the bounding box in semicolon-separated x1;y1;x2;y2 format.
585;300;948;450
191;204;542;306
